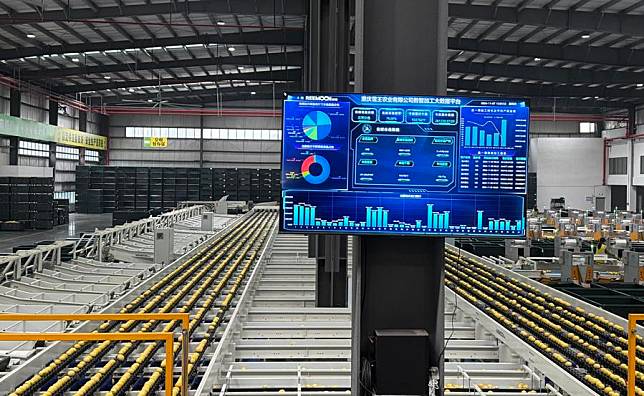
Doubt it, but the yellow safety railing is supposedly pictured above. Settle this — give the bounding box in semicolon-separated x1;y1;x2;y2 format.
629;313;644;396
0;313;190;396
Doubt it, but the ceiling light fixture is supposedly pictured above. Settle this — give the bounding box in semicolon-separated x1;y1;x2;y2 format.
250;91;257;95
104;76;111;80
228;47;236;52
147;99;153;103
72;58;80;63
129;88;135;92
26;34;35;38
217;20;225;26
581;34;590;38
533;57;541;61
638;83;644;88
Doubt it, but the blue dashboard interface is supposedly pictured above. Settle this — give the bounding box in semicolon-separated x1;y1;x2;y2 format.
280;93;529;237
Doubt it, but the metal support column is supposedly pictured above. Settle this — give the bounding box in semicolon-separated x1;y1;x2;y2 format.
307;0;351;307
199;110;204;168
352;1;448;395
98;114;109;165
9;137;18;165
78;110;88;132
9;88;20;117
49;100;59;126
48;143;56;169
48;101;58;178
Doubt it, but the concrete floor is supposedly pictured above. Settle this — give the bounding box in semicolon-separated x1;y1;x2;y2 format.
0;213;113;252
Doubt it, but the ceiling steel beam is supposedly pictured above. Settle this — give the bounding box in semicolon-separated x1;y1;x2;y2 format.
448;78;644;99
20;51;304;79
449;37;644;66
0;30;303;60
57;69;302;93
91;82;295;104
449;4;644;37
448;60;644;84
0;0;306;25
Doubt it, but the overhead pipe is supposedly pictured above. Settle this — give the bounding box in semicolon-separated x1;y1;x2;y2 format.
530;113;626;122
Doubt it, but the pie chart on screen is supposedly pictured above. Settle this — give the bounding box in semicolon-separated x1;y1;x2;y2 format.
301;155;330;184
302;111;332;140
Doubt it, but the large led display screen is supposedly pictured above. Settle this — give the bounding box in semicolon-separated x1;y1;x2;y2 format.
280;93;529;237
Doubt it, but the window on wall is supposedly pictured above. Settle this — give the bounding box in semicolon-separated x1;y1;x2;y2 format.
56;145;80;160
125;126;201;139
85;150;100;163
202;128;282;140
125;127;282;140
580;122;596;134
609;157;627;175
18;140;49;158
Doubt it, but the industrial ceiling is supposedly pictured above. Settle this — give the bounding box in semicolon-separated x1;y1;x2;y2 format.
0;0;642;113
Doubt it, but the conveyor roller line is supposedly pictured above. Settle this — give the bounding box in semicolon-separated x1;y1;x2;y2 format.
75;220;269;396
8;210;276;396
445;248;644;396
115;215;273;396
146;218;273;396
72;213;273;396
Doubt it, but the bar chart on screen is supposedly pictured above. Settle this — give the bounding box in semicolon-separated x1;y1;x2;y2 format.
284;193;525;236
460;106;528;150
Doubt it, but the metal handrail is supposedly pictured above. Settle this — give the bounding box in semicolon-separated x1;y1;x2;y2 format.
628;313;644;396
0;313;190;396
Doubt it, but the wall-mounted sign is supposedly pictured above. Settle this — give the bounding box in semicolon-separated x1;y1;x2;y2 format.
144;137;168;148
56;128;107;150
0;114;107;150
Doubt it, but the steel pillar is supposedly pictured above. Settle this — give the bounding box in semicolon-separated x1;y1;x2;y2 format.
307;0;351;308
78;110;88;132
48;100;58;126
9;88;20;117
352;1;448;394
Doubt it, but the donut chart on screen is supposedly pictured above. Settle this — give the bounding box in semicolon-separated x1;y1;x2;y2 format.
302;111;332;140
301;155;331;184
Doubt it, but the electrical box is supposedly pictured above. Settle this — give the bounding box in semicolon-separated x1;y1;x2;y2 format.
374;329;430;395
154;228;174;265
201;212;214;231
214;197;228;214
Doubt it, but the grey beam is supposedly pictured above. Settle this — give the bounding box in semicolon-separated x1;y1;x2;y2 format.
21;51;305;79
57;69;302;93
449;4;644;37
448;60;644;84
448;78;644;98
526;96;631;112
449;37;644;66
0;30;303;60
0;0;306;25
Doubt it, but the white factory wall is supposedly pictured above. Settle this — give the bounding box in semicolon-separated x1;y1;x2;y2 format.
601;106;644;210
0;87;100;133
607;140;628;186
108;114;282;168
529;137;608;210
0;86;103;197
